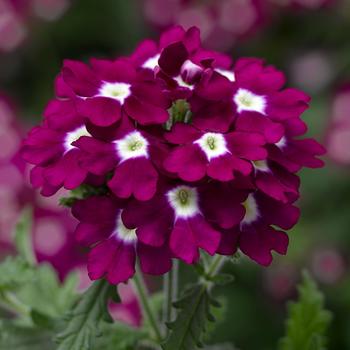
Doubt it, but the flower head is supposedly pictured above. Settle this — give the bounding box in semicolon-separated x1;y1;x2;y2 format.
22;26;325;284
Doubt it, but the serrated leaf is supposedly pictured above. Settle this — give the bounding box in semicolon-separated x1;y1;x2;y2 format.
17;264;78;319
0;320;54;350
14;207;36;266
30;309;56;329
162;284;219;350
96;322;148;350
279;271;332;350
0;256;34;291
56;279;119;350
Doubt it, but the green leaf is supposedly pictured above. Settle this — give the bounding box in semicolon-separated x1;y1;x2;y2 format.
14;207;36;266
30;309;56;329
162;284;219;350
17;264;78;319
279;271;332;350
0;320;54;350
59;184;108;207
0;256;34;291
96;322;148;350
55;279;119;350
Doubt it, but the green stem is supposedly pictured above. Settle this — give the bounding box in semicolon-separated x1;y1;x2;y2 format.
133;264;163;344
162;260;179;336
206;255;226;278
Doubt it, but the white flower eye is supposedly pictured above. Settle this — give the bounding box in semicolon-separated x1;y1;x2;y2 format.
115;131;149;162
114;212;137;243
167;185;200;219
64;125;91;152
216;68;235;82
194;132;229;161
142;54;160;70
99;82;131;104
252;160;269;172
242;194;260;225
234;88;266;114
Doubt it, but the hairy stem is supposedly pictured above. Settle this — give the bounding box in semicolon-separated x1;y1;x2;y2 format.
133;264;163;344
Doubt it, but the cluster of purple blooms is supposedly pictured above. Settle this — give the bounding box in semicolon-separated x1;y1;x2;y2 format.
21;26;325;285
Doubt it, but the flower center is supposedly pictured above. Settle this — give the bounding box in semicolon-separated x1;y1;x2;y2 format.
252;160;269;172
114;213;137;243
99;82;131;104
64;125;91;152
242;194;259;224
165;99;192;130
142;54;160;70
115;131;149;161
167;185;199;219
234;88;266;114
194;132;229;161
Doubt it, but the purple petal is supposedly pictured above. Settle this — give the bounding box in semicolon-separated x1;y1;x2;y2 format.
108;158;158;201
77;97;122;127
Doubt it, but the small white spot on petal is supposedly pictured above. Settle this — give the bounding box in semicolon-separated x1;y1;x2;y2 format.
181;60;202;80
194;132;229;161
142;54;160;70
99;82;131;104
242;194;260;225
167;185;200;219
252;160;270;172
115;131;149;162
275;136;287;149
114;212;137;243
216;68;235;82
234;88;266;114
174;75;194;90
64;125;91;152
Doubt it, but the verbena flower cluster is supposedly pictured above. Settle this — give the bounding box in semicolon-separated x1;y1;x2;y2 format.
21;26;325;284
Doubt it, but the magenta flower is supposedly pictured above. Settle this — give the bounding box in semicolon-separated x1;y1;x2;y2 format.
0;93;85;279
217;191;300;266
72;195;172;284
21;100;90;195
164;123;267;182
143;0;265;51
73;116;166;201
122;183;221;265
21;25;325;285
60;58;170;127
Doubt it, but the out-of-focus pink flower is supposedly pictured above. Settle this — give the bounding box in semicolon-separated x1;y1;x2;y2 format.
0;0;69;52
263;263;298;300
271;0;334;9
0;94;85;280
109;284;143;328
290;51;333;93
326;85;350;165
0;0;27;52
143;0;266;50
311;247;345;284
31;0;69;21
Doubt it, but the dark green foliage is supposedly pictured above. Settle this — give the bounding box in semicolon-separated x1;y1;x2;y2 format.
279;272;332;350
162;284;220;350
55;280;118;350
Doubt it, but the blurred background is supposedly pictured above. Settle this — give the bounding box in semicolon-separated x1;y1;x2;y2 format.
1;0;350;349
